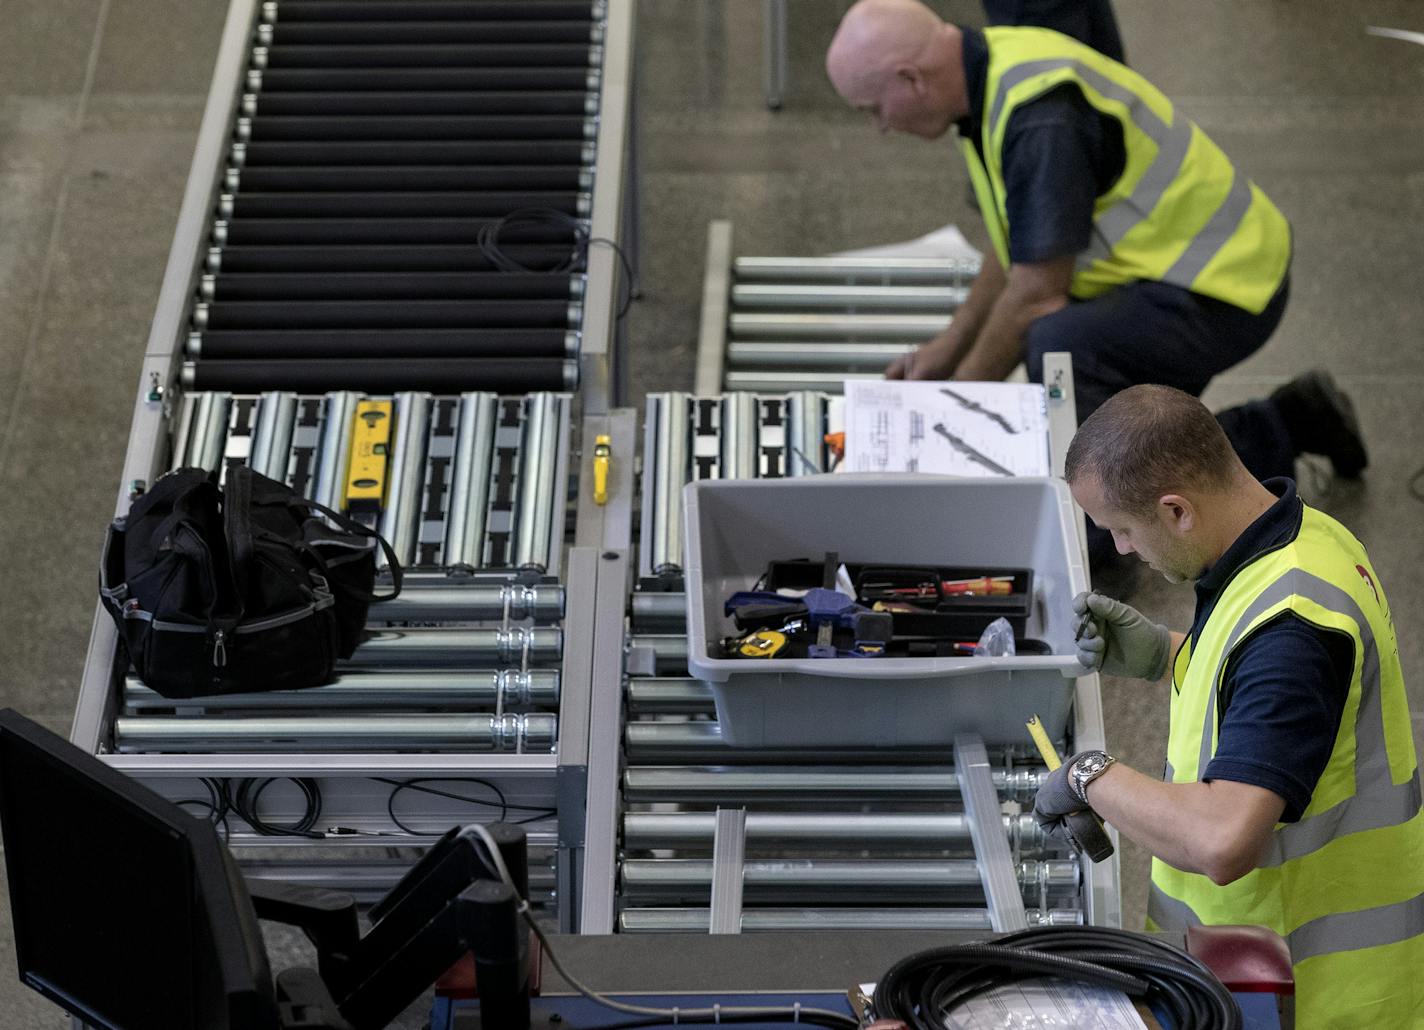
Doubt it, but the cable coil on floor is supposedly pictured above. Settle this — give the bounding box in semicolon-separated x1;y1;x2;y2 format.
871;925;1242;1030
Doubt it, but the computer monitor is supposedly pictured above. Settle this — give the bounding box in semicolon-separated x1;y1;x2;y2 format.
0;709;278;1030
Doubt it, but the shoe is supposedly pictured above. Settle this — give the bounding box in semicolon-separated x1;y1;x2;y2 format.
1270;370;1369;478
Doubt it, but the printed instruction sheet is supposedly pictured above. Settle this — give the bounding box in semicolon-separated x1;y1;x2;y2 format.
942;978;1150;1029
843;380;1050;476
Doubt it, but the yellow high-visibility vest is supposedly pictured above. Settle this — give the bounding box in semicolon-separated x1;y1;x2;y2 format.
1148;503;1424;1026
962;27;1291;313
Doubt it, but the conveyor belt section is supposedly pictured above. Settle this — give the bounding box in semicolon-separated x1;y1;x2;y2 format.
711;254;979;394
639;391;842;579
185;0;609;393
614;605;1086;933
173;390;570;575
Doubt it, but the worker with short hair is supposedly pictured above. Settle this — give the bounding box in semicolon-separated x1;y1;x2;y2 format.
1032;384;1423;1026
825;0;1367;562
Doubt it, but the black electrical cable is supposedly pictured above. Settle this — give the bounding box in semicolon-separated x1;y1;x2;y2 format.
475;206;638;318
871;925;1241;1030
227;777;325;839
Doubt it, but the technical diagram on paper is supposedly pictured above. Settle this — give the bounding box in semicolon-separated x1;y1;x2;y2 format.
844;380;1049;476
942;978;1149;1029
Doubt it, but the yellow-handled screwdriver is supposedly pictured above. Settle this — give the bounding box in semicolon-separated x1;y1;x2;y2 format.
1026;715;1115;863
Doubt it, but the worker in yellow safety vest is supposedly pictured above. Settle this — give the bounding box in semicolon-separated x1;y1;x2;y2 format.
1029;384;1424;1026
825;0;1367;566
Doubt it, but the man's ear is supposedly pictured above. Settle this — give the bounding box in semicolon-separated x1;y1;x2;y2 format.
896;63;926;93
1158;493;1196;535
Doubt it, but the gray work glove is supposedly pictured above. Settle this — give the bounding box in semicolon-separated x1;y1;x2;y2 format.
1031;757;1116;863
1072;591;1171;680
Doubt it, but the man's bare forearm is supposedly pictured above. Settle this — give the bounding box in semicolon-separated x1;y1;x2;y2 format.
953;257;1071;381
935;248;1005;365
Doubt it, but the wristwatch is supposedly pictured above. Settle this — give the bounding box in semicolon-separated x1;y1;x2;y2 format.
1069;750;1117;804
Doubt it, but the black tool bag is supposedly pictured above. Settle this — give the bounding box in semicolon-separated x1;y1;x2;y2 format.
99;464;402;699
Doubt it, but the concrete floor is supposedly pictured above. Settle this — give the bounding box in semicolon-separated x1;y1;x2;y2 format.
1;0;1422;1025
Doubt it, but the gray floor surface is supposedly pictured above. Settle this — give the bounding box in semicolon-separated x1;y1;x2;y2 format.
0;0;1422;1026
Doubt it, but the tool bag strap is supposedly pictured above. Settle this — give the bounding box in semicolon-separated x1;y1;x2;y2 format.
262;486;404;603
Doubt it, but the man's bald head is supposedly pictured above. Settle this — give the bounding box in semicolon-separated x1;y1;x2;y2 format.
826;0;964;138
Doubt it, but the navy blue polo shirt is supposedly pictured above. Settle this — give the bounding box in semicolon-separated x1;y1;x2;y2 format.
957;27;1126;264
1185;479;1353;822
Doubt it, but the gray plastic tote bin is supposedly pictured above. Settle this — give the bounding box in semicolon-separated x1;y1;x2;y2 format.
683;474;1087;747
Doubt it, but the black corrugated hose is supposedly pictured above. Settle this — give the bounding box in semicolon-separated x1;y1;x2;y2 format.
872;926;1242;1030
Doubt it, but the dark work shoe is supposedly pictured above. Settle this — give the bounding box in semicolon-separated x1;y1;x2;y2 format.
1271;370;1369;478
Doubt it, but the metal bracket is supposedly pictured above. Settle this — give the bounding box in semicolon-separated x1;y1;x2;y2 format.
708;808;747;935
954;734;1029;932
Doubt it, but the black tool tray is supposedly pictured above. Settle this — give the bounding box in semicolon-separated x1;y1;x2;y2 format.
763;560;1033;639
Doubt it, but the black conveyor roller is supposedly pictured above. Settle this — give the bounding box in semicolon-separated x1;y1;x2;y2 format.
250;91;593;117
253;68;596;92
186;358;575;392
272;2;595;21
226;191;581;218
241;140;588;165
268;21;594;46
242;115;588;142
218;218;577;246
191;328;575;361
200;299;574;330
261;44;592;68
213;245;580;273
207;272;580;301
231;166;584;191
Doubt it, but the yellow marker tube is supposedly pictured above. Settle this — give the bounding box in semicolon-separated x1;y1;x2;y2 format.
593;434;611;505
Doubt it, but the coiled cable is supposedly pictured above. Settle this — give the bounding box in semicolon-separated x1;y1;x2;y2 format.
872;925;1241;1030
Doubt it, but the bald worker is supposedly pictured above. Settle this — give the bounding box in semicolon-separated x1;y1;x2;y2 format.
825;0;1366;562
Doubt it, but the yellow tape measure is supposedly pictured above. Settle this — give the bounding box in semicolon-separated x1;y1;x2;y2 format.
1025;714;1063;771
738;630;787;659
344;400;393;514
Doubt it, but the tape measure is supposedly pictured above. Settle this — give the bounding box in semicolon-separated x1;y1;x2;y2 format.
344;399;393;514
737;630;787;659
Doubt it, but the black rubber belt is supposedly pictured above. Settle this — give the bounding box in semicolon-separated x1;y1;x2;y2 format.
239;140;589;165
187;358;574;392
267;21;594;46
231;166;583;191
272;2;594;21
200;299;573;330
250;91;593;116
192;328;573;361
206;272;580;301
242;115;587;142
212;244;580;273
253;68;595;92
217;218;577;246
225;191;580;218
260;44;592;68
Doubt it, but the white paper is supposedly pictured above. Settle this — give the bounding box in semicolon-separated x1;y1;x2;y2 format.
830;223;982;263
844;380;1049;477
944;978;1149;1030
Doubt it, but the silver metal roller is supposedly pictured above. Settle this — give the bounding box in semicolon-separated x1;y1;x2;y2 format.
729;313;952;340
442;392;499;572
184;392;232;472
511;393;563;573
725;371;879;393
719;392;758;480
627;634;687;671
730;284;968;311
784;391;823;475
628;593;689;632
312;391;361;513
624;679;714;716
621;765;1045;803
123;669;560;712
619;858;1079;904
369;583;564;624
249;391;297;481
728;341;914;371
650;392;690;575
621;811;1045;853
344;628;563;668
113;713;558;753
624;722;1009;763
379;391;431;570
617;906;1081;933
732;255;981;285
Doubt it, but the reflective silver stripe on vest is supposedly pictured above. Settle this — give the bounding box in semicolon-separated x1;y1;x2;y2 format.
1192;567;1416;867
986;57;1237;286
1148;882;1202;929
1287;888;1424;964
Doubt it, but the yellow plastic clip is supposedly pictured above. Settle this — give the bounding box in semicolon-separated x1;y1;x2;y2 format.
593;433;611;505
1025;714;1063;771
